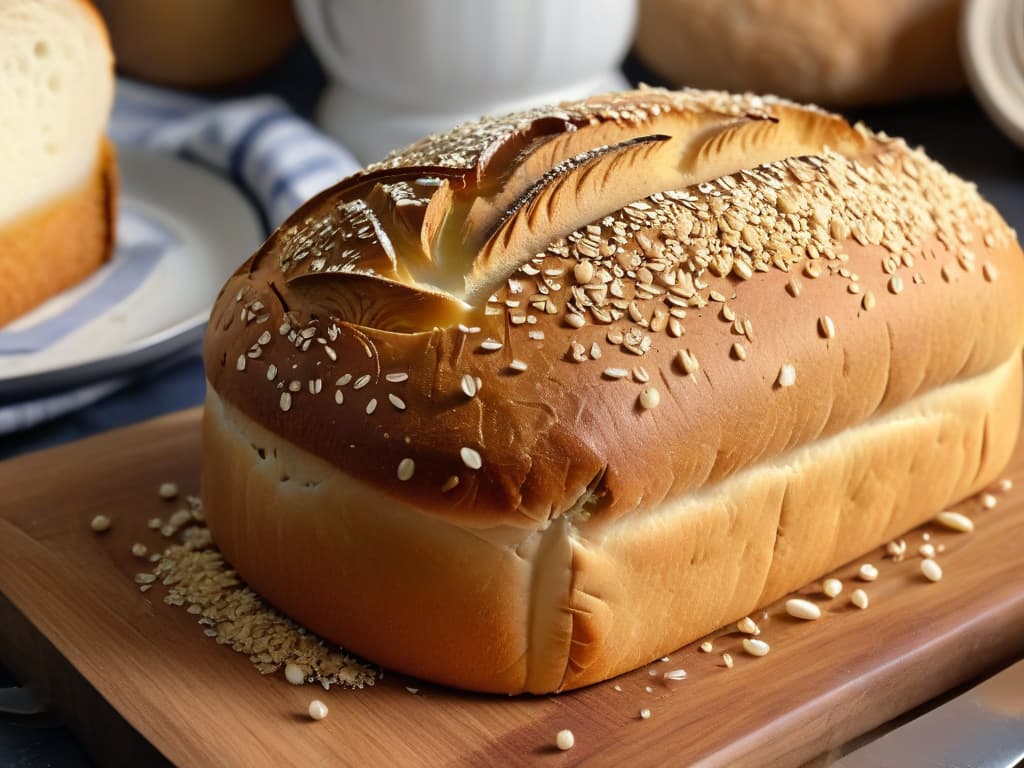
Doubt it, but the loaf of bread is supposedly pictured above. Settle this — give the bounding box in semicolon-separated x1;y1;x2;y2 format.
201;87;1024;694
634;0;964;108
0;0;117;328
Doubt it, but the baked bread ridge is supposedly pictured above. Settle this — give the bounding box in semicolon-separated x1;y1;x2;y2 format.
0;139;117;328
203;87;1024;530
202;353;1021;693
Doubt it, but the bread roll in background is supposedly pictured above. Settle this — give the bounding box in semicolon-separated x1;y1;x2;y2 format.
0;0;116;328
634;0;965;107
201;87;1023;694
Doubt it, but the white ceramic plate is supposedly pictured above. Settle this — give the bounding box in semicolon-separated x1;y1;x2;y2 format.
0;148;263;401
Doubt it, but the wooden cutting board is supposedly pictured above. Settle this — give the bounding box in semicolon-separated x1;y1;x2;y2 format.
0;407;1022;768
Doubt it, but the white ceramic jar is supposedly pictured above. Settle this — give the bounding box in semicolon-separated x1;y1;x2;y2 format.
961;0;1024;148
294;0;638;163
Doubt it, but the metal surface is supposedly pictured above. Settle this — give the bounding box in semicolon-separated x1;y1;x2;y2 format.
834;659;1024;768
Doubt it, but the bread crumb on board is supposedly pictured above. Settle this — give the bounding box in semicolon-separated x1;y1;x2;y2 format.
128;489;378;691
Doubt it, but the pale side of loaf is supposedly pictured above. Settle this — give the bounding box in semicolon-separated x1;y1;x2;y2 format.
634;0;964;108
201;88;1024;693
0;0;116;326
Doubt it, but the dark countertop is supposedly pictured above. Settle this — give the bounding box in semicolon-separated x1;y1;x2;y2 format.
0;43;1021;767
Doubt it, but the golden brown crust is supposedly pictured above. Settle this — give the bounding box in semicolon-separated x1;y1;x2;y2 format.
634;0;965;107
0;140;118;328
203;355;1021;693
204;89;1024;530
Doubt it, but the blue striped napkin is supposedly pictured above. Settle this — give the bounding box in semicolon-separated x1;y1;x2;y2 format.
0;78;362;434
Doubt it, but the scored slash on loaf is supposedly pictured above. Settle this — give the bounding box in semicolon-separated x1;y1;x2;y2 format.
201;87;1024;694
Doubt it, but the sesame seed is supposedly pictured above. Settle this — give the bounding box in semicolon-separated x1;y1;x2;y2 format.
737;616;759;635
288;380;301;392
147;517;161;529
851;589;869;609
353;374;371;390
528;330;545;340
285;663;305;685
267;364;278;381
441;475;460;492
722;653;734;669
786;277;802;298
574;261;595;284
258;331;272;345
385;372;409;383
556;729;575;751
134;573;156;585
460;373;478;398
818;315;836;339
363;398;377;415
397;458;415;481
920;558;943;583
888;274;904;294
742;638;770;657
998;478;1013;492
334;390;344;405
604;367;629;379
638;385;660;410
886;539;907;559
823;578;843;598
980;492;997;509
731;342;747;361
388;394;406;411
336;374;352;386
862;291;876;311
935;510;974;533
236;355;246;371
785;598;822;620
639;708;651;720
460;447;482;470
699;641;713;653
308;700;329;721
919;543;936;558
633;366;650;384
676;349;699;376
509;359;528;372
565;313;585;329
777;363;796;388
309;378;323;395
131;543;147;557
325;346;337;361
663;668;688;681
300;327;316;339
90;514;112;533
858;563;879;581
479;339;503;351
280;392;292;412
158;482;179;500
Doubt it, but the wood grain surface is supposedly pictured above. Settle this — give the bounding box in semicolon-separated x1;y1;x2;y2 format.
0;407;1022;767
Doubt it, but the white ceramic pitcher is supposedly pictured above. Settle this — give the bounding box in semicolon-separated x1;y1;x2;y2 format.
294;0;638;163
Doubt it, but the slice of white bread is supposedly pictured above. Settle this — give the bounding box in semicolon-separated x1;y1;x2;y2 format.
0;0;116;327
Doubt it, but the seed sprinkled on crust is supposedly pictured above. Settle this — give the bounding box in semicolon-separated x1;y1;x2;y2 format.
858;563;879;581
742;638;770;657
920;558;943;582
888;274;904;294
935;511;973;533
997;478;1013;492
823;578;843;598
731;342;747;361
236;355;246;371
638;385;661;410
980;492;997;509
131;542;147;557
441;475;460;492
722;652;734;669
479;338;503;352
699;641;713;653
862;291;876;311
676;348;699;376
919;543;936;558
639;708;652;720
334;390;344;405
352;374;371;390
818;315;836;339
886;539;907;559
385;372;409;383
279;392;292;412
460;446;483;470
509;359;528;372
388;394;406;411
777;363;796;388
460;373;478;398
851;589;869;609
397;458;415;481
663;668;688;681
786;277;802;297
604;367;629;379
90;514;112;533
285;663;305;685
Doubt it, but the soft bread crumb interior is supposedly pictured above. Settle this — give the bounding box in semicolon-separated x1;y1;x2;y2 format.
0;0;112;225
